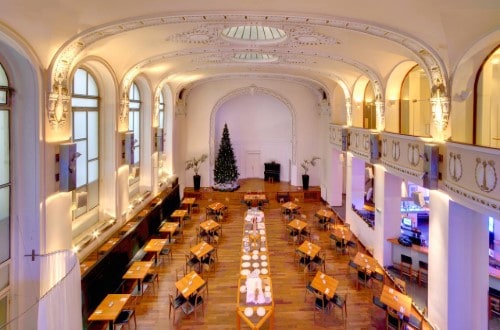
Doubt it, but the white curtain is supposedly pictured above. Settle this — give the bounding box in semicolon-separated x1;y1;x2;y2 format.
37;250;82;330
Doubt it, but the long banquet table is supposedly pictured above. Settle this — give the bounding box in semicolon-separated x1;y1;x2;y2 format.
236;208;274;329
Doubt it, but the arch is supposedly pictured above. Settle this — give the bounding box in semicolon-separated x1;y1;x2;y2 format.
351;76;370;127
209;85;297;183
450;31;500;144
158;83;174;177
385;60;420;133
0;23;44;329
68;57;119;235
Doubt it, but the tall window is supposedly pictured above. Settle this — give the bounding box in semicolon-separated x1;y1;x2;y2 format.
158;92;164;130
475;46;500;148
0;62;11;325
128;82;141;184
363;82;376;129
72;68;99;218
400;65;431;136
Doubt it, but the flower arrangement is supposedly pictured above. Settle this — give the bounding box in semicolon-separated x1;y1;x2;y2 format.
301;156;320;174
185;154;208;175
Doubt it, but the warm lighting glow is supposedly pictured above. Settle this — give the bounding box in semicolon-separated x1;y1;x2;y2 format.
71;246;80;253
92;231;99;238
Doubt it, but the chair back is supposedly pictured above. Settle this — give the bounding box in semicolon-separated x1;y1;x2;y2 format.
419;260;428;270
401;254;412;265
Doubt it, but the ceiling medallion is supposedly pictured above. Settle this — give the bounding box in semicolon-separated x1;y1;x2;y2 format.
287;26;340;47
166;25;219;44
221;25;286;43
233;53;278;63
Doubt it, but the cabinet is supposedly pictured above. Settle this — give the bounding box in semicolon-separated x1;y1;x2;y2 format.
264;162;280;182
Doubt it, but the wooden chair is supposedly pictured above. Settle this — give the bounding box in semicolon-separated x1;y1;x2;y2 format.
400;254;413;281
418;261;428;286
159;246;172;265
188;282;207;319
346;240;358;258
313;291;331;322
386;307;403;329
394;277;407;294
311;250;326;273
331;292;348;322
113;309;136;330
303;267;317;302
168;292;187;323
185;253;200;274
142;271;159;296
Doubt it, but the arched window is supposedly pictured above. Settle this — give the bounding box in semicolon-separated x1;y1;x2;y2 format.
400;65;431;136
71;68;99;218
474;46;500;148
128;82;141;186
158;92;164;130
363;82;376;129
0;62;11;320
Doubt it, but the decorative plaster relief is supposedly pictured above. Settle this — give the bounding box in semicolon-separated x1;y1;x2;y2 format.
475;158;497;193
448;152;463;182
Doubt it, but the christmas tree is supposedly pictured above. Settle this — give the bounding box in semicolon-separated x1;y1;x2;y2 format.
213;123;240;191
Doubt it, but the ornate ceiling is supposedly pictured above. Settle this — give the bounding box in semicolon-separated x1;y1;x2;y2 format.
1;0;499;97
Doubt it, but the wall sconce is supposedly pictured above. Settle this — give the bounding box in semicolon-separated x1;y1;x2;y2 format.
122;132;135;165
154;128;163;152
57;142;80;192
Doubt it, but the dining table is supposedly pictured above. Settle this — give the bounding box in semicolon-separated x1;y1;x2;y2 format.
88;294;130;329
159;221;179;242
380;284;412;318
143;238;167;265
199;219;220;242
170;209;188;225
206;202;226;218
190;241;215;260
122;261;153;295
181;197;196;215
331;226;353;243
315;209;334;229
310;271;339;299
281;201;300;219
297;240;321;259
287;218;308;241
175;270;206;298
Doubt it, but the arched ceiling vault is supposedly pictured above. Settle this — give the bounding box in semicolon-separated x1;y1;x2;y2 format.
47;12;452;101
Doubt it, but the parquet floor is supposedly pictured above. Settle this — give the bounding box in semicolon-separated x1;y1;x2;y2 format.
132;180;387;329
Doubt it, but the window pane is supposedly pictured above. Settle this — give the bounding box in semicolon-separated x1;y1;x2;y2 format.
133;112;140;143
0;111;9;185
87;112;98;159
0;64;8;86
87;180;99;210
134;146;140;165
71;98;98;108
88;159;98;183
73;112;87;140
0;265;8;292
159;112;164;129
0;293;7;326
87;74;98;96
73;69;87;95
129;101;140;109
76;141;87;188
0;187;10;263
0;91;6;105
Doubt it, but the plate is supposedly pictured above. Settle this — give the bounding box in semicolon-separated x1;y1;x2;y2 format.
260;255;267;260
244;307;254;317
256;307;266;317
264;285;271;292
242;255;251;261
240;285;247;293
240;269;250;276
261;268;268;275
252;254;259;260
259;230;266;235
253;269;261;275
260;247;267;252
242;262;251;268
261;261;268;267
252;250;259;254
252;262;260;268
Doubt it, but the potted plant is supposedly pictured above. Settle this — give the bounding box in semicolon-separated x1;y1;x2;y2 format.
185;154;208;190
300;156;320;190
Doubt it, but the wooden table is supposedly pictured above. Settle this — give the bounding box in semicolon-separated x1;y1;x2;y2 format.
159;221;178;242
170;209;188;225
80;260;96;275
236;276;274;330
119;221;137;234
122;261;153;295
331;227;353;243
88;294;130;328
190;241;214;260
380;285;412;318
143;239;167;265
206;202;226;218
181;197;196;214
316;209;334;228
282;202;300;214
311;271;339;299
244;194;267;207
200;219;221;238
175;271;205;298
287;219;308;238
352;252;383;274
98;237;120;255
297;240;321;259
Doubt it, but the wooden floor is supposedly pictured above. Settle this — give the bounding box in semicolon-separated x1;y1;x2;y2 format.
132;179;388;329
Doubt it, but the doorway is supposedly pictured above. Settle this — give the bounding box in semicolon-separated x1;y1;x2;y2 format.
245;151;261;178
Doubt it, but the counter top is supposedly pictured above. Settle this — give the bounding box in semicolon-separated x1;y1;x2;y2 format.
388;238;429;255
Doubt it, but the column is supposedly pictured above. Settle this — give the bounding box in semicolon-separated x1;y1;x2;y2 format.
327;148;343;207
428;190;489;329
374;169;402;266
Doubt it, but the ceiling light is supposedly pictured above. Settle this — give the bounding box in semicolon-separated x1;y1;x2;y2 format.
233;53;278;63
222;25;286;43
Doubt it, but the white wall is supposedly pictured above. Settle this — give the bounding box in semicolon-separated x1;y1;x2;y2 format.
183;78;323;187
